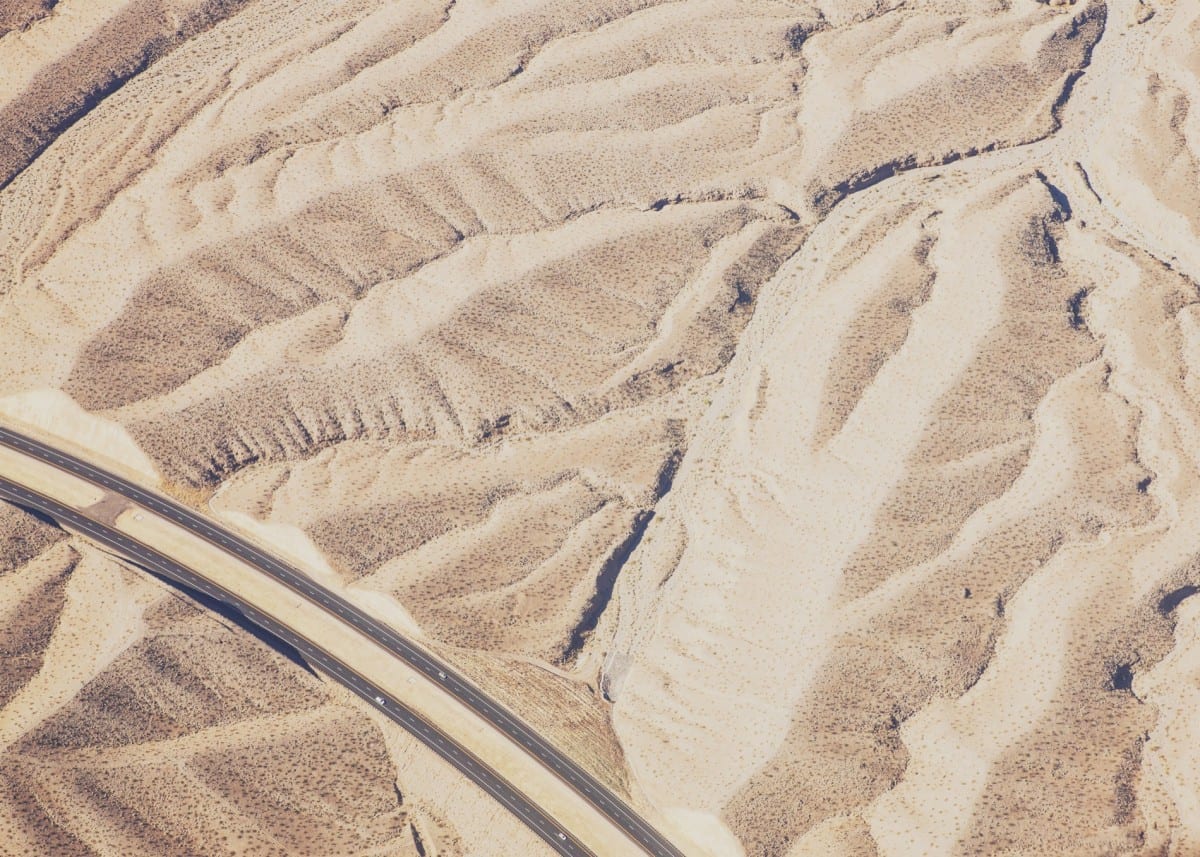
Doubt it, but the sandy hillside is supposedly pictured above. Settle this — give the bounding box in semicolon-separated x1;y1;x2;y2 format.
2;0;1200;854
0;522;501;856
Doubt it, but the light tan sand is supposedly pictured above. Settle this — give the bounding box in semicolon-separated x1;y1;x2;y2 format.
114;504;649;857
0;389;160;483
4;0;1200;853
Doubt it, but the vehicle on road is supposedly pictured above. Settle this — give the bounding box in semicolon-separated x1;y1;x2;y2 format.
0;426;687;857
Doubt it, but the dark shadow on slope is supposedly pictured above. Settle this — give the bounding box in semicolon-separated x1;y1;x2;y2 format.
142;566;319;680
1158;584;1199;615
6;501;64;531
561;510;655;665
560;450;684;664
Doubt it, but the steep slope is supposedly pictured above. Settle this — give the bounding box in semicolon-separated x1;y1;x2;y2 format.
7;0;1200;854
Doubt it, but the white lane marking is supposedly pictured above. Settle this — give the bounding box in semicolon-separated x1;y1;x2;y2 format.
0;444;656;857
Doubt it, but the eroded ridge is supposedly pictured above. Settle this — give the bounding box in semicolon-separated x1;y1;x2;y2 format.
5;0;1200;854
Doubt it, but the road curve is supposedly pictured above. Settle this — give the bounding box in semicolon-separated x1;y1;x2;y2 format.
0;426;684;857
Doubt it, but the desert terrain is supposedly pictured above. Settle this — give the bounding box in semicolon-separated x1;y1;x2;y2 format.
1;0;1199;854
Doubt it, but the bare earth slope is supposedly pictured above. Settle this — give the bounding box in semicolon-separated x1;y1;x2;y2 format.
3;0;1200;854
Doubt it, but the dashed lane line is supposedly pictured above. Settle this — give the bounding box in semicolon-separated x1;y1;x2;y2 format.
0;430;684;857
0;479;595;857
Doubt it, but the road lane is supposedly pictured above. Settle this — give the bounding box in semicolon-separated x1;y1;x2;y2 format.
0;478;592;857
0;427;685;857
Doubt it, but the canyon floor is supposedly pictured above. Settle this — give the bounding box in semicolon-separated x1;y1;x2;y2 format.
2;0;1199;854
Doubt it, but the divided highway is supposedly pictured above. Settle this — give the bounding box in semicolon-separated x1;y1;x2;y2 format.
0;426;685;857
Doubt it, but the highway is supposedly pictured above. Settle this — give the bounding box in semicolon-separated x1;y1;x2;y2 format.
0;426;685;857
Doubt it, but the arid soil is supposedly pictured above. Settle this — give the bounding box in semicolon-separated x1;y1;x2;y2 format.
2;0;1199;854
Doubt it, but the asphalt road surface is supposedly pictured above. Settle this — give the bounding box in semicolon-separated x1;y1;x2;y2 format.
0;426;685;857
